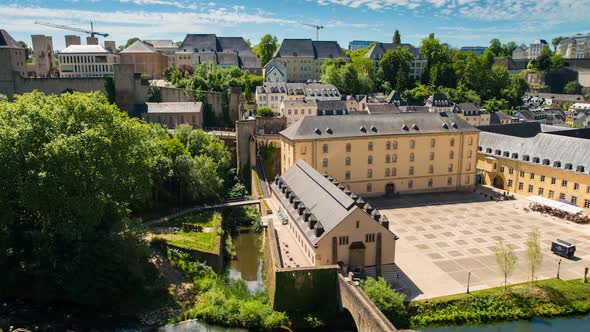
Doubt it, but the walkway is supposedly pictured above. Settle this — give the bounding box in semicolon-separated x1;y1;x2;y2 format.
145;199;260;226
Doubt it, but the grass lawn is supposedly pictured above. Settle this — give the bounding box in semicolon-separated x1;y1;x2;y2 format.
157;231;219;253
159;211;221;228
409;278;590;328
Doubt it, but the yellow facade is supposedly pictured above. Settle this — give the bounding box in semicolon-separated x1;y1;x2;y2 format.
281;132;479;196
281;57;324;82
478;155;590;210
457;112;491;126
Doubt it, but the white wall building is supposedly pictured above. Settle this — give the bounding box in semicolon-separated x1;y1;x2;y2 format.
557;34;590;59
512;39;549;60
59;45;119;78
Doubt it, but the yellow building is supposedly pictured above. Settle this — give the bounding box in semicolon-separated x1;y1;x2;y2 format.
279;113;479;196
452;103;491;126
272;160;398;281
477;131;590;210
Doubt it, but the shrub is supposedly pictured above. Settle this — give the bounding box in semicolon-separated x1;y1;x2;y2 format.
363;277;409;327
256;106;274;117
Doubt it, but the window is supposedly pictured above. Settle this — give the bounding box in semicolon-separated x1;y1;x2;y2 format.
385;155;391;163
300;146;307;155
549;190;554;198
449;151;454;159
466;175;470;184
393;141;398;149
345;157;351;166
430;138;436;148
410;153;415;162
322;158;328;167
448;164;453;172
509;168;514;175
447;177;453;185
346;143;351;152
518;182;524;190
368;156;373;164
551;177;556;185
574;183;579;190
429;165;434;174
559;193;566;200
323;144;328;153
530;173;535;180
562;180;568;188
409;166;414;175
572;196;578;206
585;199;590;209
450;138;455;147
338;236;349;245
385;168;390;176
500;166;505;172
508;180;513;187
408;180;413;189
467;163;472;171
392;167;397;176
365;233;376;243
528;185;534;193
541;175;545;182
367;169;373;178
386;141;391;150
430;152;435;160
356;221;360;228
520;170;525;177
410;140;415;149
468;136;473;145
345;171;351;180
428;179;433;187
367;183;372;192
392;154;397;162
368;142;373;151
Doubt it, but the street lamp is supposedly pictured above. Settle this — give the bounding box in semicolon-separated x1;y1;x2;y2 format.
467;271;471;294
557;259;562;279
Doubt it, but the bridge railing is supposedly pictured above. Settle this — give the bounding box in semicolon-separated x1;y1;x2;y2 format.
204;126;235;132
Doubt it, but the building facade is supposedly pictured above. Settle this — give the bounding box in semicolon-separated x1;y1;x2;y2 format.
255;82;341;113
271;160;398;280
263;58;287;82
477;131;590;210
452;103;490;126
512;39;548;60
144;39;178;68
365;43;427;80
120;40;168;79
58;45;119;78
31;35;55;78
280;113;479;196
557;34;590;59
272;39;349;82
0;29;26;80
144;102;203;129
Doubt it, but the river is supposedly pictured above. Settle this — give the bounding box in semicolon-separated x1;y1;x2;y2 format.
421;314;590;331
227;231;265;294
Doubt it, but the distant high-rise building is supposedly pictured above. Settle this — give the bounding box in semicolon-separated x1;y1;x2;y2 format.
65;35;81;47
348;40;375;51
460;46;487;57
31;34;55;77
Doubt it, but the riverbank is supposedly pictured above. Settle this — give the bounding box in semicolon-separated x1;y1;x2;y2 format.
409;278;590;329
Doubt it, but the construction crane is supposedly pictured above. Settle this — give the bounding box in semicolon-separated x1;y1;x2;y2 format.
300;22;324;41
34;21;109;38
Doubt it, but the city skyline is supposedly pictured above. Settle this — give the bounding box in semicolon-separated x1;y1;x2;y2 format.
2;0;590;51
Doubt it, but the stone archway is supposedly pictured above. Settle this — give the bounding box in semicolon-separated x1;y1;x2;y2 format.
385;183;395;195
493;176;505;189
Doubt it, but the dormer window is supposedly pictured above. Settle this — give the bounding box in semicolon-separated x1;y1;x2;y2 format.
533;157;540;163
577;165;585;172
402;124;409;131
412;124;419;130
486;148;492;153
370;125;377;132
326;128;333;135
495;149;501;155
554;161;561;168
543;159;550;165
512;153;518;159
565;163;573;170
360;126;367;133
523;155;530;161
503;151;509;157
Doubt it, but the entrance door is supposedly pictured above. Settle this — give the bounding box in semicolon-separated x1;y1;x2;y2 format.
385;183;395;195
493;176;504;189
348;241;366;272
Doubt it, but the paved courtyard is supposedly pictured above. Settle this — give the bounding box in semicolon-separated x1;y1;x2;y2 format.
370;190;590;300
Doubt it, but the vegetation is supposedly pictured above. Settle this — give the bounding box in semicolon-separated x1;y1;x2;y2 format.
494;241;518;290
563;80;583;94
166;249;290;329
378;47;414;91
393;30;401;44
321;58;373;95
17;40;33;61
0;92;235;313
409;279;590;328
252;34;279;66
148;84;161;102
157;231;219;253
526;228;543;283
158;211;221;228
256;106;274;117
362;277;409;327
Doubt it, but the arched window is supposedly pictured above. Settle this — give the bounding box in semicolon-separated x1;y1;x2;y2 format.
385;155;391;163
386;141;391;150
392;141;398;149
409;166;414;175
367;169;373;178
322;158;328;167
392;167;397;176
449;151;454;159
410;153;415;162
367;183;373;192
429;165;434;174
392;154;398;162
368;142;374;151
345;156;351;166
345;171;351;180
368;155;373;164
346;143;351;152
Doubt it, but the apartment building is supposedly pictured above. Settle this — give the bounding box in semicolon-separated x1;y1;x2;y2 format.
365;43;427;80
280;113;479;196
58;45;119;78
557;34;590;59
120;40;168;79
452;103;490;126
512;39;548;60
255;81;341;113
425;93;453;112
272;39;349;82
477;131;590;210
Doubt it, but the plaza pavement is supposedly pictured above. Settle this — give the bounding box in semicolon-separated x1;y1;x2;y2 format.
370;189;590;300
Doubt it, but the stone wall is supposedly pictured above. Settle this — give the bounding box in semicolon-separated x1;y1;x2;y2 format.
521;69;579;93
160;86;196;102
164;241;223;274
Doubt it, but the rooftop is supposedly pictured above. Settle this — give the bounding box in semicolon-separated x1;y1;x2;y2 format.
274;39;348;60
60;44;110;54
0;29;21;49
281;112;478;140
144;39;177;49
365;42;422;60
120;40;158;54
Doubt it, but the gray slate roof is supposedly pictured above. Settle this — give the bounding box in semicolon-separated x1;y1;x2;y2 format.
479;132;590;174
144;40;177;49
146;102;203;113
316;100;347;112
120;40;158;54
525;93;585;103
365;42;422;60
453;103;488;115
274;39;348;60
178;34;260;69
256;82;340;98
0;29;21;48
281;112;478;140
365;103;401;114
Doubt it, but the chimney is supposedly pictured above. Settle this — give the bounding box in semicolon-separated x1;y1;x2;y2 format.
65;35;81;47
86;36;98;45
104;40;116;53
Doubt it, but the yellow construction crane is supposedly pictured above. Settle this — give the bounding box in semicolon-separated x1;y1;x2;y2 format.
34;21;109;38
300;22;324;41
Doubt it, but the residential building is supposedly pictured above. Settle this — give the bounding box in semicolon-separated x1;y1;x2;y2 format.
460;46;487;56
120;40;168;79
425;93;453;112
58;45;119;78
512;39;548;60
317;100;348;116
365;43;427;80
144;39;178;68
557;34;590;59
65;35;81;47
490;112;519;125
515;109;547;124
345;95;360;113
31;35;55;77
0;29;26;78
477;131;590;210
263;58;287;82
272;39;349;82
365;103;400;114
280;100;317;126
452;103;490;126
279;113;479;196
570;103;590;113
348;40;375;50
143;102;203;129
523;93;585;108
271;160;398;280
255;82;341;113
566;112;590;128
175;34;261;74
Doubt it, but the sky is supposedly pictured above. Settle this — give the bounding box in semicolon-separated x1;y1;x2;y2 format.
2;0;590;51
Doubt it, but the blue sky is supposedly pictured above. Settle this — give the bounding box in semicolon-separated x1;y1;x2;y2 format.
2;0;590;51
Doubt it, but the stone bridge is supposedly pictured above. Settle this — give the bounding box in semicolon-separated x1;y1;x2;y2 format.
338;274;397;332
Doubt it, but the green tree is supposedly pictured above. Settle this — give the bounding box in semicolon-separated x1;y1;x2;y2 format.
420;33;451;85
393;30;401;44
117;37;140;53
253;34;279;66
525;228;543;284
494;240;518;290
18;40;33;61
501;41;517;57
535;45;552;70
483;97;508;113
363;277;408;327
502;74;529;108
563;80;582;94
489;38;502;56
550;54;566;69
321;59;371;95
256;106;274;117
403;84;435;104
378;48;414;91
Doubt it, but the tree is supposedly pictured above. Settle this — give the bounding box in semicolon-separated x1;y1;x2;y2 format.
525;228;543;284
533;45;552;70
552;36;566;53
563;80;582;94
550;54;566;69
501;41;517;57
502;74;529;108
378;48;414;91
420;34;451;86
403;84;435;104
363;277;408;327
494;240;518;290
253;34;279;66
256;106;274;117
321;59;371;95
489;38;502;56
18;41;33;61
483;97;508;113
117;37;140;53
393;30;401;44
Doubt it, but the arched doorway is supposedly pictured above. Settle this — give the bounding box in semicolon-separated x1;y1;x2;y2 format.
385;183;395;195
493;176;504;189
